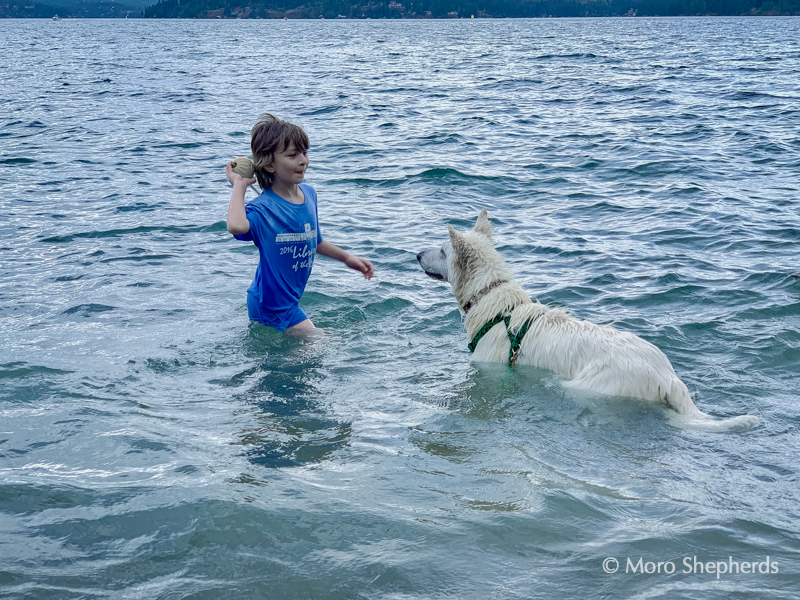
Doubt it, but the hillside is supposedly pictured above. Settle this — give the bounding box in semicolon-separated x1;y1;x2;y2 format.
1;0;148;17
143;0;800;18
3;0;798;19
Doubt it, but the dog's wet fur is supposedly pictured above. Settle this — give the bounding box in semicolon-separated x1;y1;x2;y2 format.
417;209;758;432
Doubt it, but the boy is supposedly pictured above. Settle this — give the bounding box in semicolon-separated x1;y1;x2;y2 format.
226;114;374;332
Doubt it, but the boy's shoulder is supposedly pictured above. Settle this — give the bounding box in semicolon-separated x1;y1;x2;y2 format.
245;192;270;212
246;185;318;218
299;182;317;200
250;183;316;202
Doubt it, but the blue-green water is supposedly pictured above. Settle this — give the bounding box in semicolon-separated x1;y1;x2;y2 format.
2;16;800;599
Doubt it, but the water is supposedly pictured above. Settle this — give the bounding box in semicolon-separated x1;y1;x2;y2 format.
1;16;800;599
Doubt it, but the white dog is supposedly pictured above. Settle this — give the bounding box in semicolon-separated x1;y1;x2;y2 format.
417;209;758;432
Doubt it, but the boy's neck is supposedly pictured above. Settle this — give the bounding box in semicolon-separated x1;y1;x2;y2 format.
270;180;304;204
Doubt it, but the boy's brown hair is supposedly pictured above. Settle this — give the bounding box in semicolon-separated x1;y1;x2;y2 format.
250;114;310;190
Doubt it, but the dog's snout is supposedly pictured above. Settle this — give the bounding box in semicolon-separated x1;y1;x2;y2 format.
416;252;423;263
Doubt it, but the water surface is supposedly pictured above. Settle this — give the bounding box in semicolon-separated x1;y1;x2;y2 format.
1;16;799;599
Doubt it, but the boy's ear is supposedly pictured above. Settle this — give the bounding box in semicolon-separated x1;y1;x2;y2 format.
474;208;492;238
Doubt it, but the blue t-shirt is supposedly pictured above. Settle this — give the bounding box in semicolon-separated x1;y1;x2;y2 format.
234;183;323;313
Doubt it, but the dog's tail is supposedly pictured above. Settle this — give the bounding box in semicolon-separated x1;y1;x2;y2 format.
668;410;759;433
664;379;759;433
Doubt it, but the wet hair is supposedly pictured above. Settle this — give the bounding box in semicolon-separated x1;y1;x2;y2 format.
250;114;310;190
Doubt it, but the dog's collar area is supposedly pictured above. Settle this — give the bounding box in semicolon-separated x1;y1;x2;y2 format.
461;279;509;314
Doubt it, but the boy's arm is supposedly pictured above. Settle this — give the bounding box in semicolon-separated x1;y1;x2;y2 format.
225;163;254;235
317;240;374;280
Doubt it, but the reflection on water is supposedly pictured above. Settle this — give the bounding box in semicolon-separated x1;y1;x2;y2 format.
233;324;352;469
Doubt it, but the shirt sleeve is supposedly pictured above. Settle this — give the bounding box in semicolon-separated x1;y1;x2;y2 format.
233;204;257;242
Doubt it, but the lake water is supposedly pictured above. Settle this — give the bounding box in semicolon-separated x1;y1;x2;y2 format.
1;16;799;599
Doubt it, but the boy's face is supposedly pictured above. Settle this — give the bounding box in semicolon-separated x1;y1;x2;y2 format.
267;142;309;186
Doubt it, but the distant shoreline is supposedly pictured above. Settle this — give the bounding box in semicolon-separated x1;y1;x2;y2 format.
6;13;800;19
6;0;800;21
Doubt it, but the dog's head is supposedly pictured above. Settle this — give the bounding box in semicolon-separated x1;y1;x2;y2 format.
417;209;509;307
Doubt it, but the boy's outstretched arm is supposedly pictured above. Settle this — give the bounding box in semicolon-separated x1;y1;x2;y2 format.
317;240;374;280
225;162;255;235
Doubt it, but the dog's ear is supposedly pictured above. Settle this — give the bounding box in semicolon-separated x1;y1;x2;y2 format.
447;225;473;262
448;224;470;257
448;224;461;247
474;208;492;239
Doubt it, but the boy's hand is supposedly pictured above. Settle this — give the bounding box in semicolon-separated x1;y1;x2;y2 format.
345;255;374;280
226;162;256;187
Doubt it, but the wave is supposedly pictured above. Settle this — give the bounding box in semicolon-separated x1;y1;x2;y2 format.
535;52;600;60
41;224;219;243
328;167;506;188
0;157;36;164
0;362;73;379
62;304;116;316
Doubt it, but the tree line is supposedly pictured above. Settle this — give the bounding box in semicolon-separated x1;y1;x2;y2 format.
143;0;800;18
3;0;797;18
0;1;141;17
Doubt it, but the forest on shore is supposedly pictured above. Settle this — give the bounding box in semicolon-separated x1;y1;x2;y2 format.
144;0;800;18
2;0;798;19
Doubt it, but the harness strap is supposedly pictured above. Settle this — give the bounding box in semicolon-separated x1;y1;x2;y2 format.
468;311;539;366
467;314;506;353
508;318;532;366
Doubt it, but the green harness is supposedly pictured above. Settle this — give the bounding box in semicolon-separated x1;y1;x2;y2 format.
467;312;536;366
